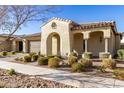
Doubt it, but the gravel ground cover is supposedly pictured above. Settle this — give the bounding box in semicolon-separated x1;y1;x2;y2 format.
0;69;75;88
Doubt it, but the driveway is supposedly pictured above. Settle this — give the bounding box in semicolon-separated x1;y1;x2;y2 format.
0;53;26;62
0;60;124;88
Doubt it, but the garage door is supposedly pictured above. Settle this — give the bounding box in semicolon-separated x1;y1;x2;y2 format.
29;41;41;53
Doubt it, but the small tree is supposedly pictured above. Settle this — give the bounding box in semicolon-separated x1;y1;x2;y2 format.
0;6;8;26
1;6;57;39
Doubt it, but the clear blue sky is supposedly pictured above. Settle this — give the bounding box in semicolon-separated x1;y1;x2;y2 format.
14;5;124;35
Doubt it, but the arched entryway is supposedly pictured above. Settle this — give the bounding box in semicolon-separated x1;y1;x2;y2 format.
88;31;104;57
46;32;60;56
73;33;84;55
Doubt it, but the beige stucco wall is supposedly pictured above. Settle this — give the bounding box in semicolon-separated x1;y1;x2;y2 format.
72;27;114;57
24;36;41;41
88;31;105;57
52;34;60;55
41;19;72;56
73;33;84;55
0;37;12;52
115;34;121;51
23;36;41;53
108;30;115;56
41;19;121;57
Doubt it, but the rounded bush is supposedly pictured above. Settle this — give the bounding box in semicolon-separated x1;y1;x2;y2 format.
69;52;77;57
29;52;36;58
38;51;40;56
11;51;15;55
15;57;23;61
79;58;93;68
6;69;16;76
37;57;48;65
117;49;124;59
1;51;7;56
47;55;54;59
19;57;23;61
15;57;19;61
54;55;62;59
32;54;39;61
68;56;78;66
71;63;84;72
48;57;60;68
113;69;124;80
24;55;31;62
101;59;116;69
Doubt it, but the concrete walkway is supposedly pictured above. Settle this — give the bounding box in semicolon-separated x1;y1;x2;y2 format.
0;60;124;88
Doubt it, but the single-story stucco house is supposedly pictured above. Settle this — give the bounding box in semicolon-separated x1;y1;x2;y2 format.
0;17;122;58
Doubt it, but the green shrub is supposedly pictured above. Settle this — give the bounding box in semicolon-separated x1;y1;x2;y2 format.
19;57;23;61
37;57;48;65
69;52;77;57
47;55;54;59
6;69;16;76
97;66;106;73
117;49;124;59
101;59;116;69
11;51;15;55
48;57;60;68
71;63;84;72
15;57;20;61
15;57;23;61
24;55;31;62
29;52;36;58
113;69;124;80
38;54;45;57
82;52;92;59
1;51;7;56
32;54;39;61
68;56;78;66
79;58;93;68
54;55;62;59
38;51;40;56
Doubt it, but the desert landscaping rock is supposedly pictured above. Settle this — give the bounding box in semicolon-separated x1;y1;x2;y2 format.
0;69;74;88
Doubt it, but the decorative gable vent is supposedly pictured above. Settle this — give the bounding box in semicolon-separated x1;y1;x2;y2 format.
51;22;57;29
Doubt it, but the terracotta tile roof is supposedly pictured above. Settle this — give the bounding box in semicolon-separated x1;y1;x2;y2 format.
71;21;123;37
71;21;115;30
24;32;41;37
41;17;75;27
0;34;24;38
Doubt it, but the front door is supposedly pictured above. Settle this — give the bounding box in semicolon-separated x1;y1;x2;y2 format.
19;41;23;51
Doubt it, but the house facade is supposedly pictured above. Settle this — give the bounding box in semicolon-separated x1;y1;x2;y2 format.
0;17;122;58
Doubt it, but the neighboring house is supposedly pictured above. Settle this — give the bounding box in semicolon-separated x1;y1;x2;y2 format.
0;17;122;58
0;34;13;52
0;33;41;53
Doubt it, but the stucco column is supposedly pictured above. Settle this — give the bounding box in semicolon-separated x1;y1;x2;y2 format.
103;29;111;53
105;38;109;53
82;32;90;53
12;40;16;51
23;39;28;53
84;39;88;52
